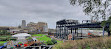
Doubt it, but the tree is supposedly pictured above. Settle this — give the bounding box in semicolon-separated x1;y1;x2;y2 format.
101;16;111;36
70;0;111;21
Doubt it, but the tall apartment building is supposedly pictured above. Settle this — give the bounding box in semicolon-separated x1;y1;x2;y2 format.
21;20;26;29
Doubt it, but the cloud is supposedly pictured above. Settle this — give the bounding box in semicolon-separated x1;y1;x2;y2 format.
0;0;90;29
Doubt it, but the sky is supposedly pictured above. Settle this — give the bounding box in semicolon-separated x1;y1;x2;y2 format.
0;0;90;29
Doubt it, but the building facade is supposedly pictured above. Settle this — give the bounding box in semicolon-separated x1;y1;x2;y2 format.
27;22;48;32
37;22;48;32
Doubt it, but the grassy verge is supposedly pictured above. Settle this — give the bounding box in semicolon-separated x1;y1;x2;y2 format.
53;37;111;49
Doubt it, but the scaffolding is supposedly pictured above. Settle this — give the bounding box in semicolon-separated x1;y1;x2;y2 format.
56;19;104;40
56;19;79;40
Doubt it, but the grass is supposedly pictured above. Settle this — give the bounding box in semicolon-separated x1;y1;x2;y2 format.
37;36;51;42
0;35;11;37
0;35;11;41
0;35;10;46
32;34;63;43
0;41;6;44
0;35;11;38
32;34;47;37
32;34;51;42
0;41;6;46
57;40;63;43
52;37;111;49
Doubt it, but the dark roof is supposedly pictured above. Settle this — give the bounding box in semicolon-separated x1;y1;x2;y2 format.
67;22;102;28
57;22;108;28
56;19;78;25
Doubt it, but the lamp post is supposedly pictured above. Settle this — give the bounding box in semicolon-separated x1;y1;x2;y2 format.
81;21;83;37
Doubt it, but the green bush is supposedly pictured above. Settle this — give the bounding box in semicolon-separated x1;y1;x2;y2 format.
26;37;32;40
46;40;54;45
9;38;17;41
18;42;23;44
51;39;57;44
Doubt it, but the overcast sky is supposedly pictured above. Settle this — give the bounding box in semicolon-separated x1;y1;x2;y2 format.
0;0;90;29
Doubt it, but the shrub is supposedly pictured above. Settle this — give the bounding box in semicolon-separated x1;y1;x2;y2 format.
18;42;23;44
9;38;17;41
26;37;32;40
52;37;111;49
46;40;54;45
51;39;57;44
